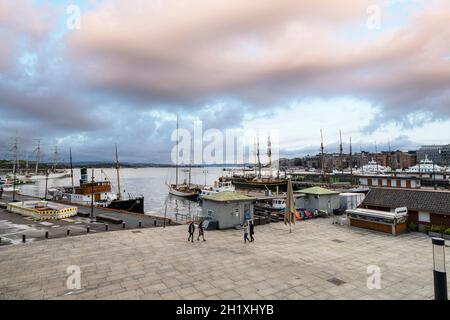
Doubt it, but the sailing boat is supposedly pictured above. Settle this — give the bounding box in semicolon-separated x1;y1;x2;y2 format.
107;144;145;213
27;145;70;180
167;115;200;200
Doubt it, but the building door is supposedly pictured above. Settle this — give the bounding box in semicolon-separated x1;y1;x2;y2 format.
406;180;411;188
368;178;372;186
232;207;241;225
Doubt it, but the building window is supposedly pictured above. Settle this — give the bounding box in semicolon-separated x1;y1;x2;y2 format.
418;212;430;223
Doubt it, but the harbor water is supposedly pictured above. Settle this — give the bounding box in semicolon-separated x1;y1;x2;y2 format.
19;167;229;219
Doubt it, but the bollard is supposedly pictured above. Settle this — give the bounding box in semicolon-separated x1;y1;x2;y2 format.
87;226;90;233
67;229;70;236
105;224;109;231
123;222;126;229
139;221;142;228
45;231;49;239
154;220;157;227
22;235;26;243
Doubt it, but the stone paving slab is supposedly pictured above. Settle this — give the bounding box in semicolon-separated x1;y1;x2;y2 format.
0;218;448;300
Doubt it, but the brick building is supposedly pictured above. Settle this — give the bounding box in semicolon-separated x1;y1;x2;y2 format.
360;187;450;230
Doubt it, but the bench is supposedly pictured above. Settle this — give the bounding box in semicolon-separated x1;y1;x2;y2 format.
96;214;123;224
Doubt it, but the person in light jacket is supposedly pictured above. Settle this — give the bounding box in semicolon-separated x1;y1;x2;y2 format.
243;221;250;243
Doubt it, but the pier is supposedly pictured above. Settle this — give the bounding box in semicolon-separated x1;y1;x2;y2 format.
0;192;177;246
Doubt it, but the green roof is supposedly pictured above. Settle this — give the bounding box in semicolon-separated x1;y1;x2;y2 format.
203;191;256;202
294;186;340;195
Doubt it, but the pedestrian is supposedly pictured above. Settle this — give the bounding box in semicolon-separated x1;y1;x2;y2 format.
249;221;255;242
243;221;250;243
0;185;3;199
197;220;206;241
188;221;195;242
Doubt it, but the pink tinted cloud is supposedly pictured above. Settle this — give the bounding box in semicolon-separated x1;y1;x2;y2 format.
64;0;449;121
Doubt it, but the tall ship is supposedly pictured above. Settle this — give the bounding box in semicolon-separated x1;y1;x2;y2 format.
167;115;200;199
20;144;70;180
228;136;288;192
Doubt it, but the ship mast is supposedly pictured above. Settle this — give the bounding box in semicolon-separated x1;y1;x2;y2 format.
188;136;192;187
349;136;353;175
257;137;262;179
320;129;325;175
176;114;179;186
375;141;379;174
69;148;74;193
242;144;246;178
267;136;272;180
115;144;121;200
52;145;58;172
360;144;364;175
34;139;41;175
254;138;257;176
11;136;19;202
339;130;343;174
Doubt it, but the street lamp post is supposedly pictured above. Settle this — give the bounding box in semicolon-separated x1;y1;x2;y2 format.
44;170;49;200
432;237;448;300
90;168;94;219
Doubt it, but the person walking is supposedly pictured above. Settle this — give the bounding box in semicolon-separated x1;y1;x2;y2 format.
249;221;255;242
197;220;206;241
188;221;195;243
243;221;250;243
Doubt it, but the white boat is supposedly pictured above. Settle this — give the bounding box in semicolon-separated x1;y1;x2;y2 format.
356;159;391;175
199;180;235;199
1;183;21;193
272;198;286;210
167;114;200;200
28;170;70;180
404;155;446;173
168;183;199;199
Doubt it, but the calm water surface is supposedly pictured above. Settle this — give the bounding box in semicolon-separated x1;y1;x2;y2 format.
20;167;231;218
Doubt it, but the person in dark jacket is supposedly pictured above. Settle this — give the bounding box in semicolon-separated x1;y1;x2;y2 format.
188;221;195;242
197;220;206;241
249;221;255;242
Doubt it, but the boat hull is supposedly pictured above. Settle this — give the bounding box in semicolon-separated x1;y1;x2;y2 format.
168;187;199;200
231;178;288;192
108;197;144;214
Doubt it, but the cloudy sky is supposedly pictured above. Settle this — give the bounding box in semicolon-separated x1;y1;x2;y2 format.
0;0;449;164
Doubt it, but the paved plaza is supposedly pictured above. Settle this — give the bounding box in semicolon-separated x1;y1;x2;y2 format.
0;218;448;300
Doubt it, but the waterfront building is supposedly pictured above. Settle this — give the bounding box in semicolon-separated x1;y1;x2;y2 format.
358;175;421;189
201;192;255;229
360;187;450;230
294;187;340;214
